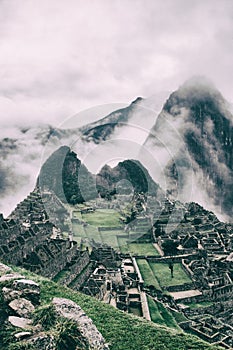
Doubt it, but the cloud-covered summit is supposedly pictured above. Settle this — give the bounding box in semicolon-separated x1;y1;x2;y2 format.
142;77;233;221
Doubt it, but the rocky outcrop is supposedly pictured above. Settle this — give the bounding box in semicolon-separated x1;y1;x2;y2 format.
52;297;109;350
9;297;35;317
0;262;12;276
0;262;109;350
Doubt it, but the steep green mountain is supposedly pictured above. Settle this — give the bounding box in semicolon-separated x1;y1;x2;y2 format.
0;264;222;350
96;159;163;198
38;146;97;205
38;145;163;204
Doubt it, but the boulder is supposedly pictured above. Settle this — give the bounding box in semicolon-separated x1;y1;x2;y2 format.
14;331;32;340
0;263;12;276
8;316;32;329
0;273;25;283
2;287;22;302
9;298;35;317
27;333;56;350
13;279;40;293
52;297;109;350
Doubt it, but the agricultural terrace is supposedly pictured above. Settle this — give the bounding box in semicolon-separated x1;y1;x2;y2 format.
136;259;191;289
82;209;122;227
119;242;160;256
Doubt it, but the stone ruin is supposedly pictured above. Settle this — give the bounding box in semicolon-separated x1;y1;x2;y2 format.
0;188;92;290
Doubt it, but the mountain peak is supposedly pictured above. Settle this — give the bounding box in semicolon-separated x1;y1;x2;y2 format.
181;76;216;90
163;76;225;115
131;96;144;105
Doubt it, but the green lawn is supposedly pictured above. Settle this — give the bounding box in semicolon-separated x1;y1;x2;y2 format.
185;301;213;309
119;242;160;256
72;210;82;220
99;229;120;248
117;236;129;254
128;243;160;256
82;209;122;228
72;222;87;238
136;259;161;290
149;263;192;288
136;260;191;290
84;225;101;242
147;296;180;330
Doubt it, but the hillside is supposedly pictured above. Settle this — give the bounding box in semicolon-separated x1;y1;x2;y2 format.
0;263;222;350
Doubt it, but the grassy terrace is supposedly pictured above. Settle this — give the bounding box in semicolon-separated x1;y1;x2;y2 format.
99;229;124;248
9;265;222;350
149;262;192;288
120;242;160;256
136;259;161;290
82;209;121;228
147;296;180;330
72;209;161;256
185;301;213;309
136;259;192;290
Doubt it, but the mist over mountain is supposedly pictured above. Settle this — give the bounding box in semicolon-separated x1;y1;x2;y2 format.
0;124;83;216
142;77;233;221
0;78;232;222
0;93;167;216
80;95;160;143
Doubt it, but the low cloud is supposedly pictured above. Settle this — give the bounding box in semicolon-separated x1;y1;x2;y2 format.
0;0;232;128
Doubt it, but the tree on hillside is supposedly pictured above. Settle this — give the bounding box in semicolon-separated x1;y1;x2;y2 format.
162;239;178;256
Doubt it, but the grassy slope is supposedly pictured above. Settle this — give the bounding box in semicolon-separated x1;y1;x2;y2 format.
147;296;180;330
10;266;222;350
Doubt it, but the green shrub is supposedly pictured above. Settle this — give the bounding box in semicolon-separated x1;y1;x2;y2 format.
32;304;57;330
8;342;36;350
52;318;88;350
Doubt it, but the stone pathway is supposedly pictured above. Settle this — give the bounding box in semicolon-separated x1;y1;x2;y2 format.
170;289;202;300
140;291;151;321
153;243;164;256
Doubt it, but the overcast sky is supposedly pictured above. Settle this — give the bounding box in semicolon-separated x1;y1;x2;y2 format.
0;0;232;128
